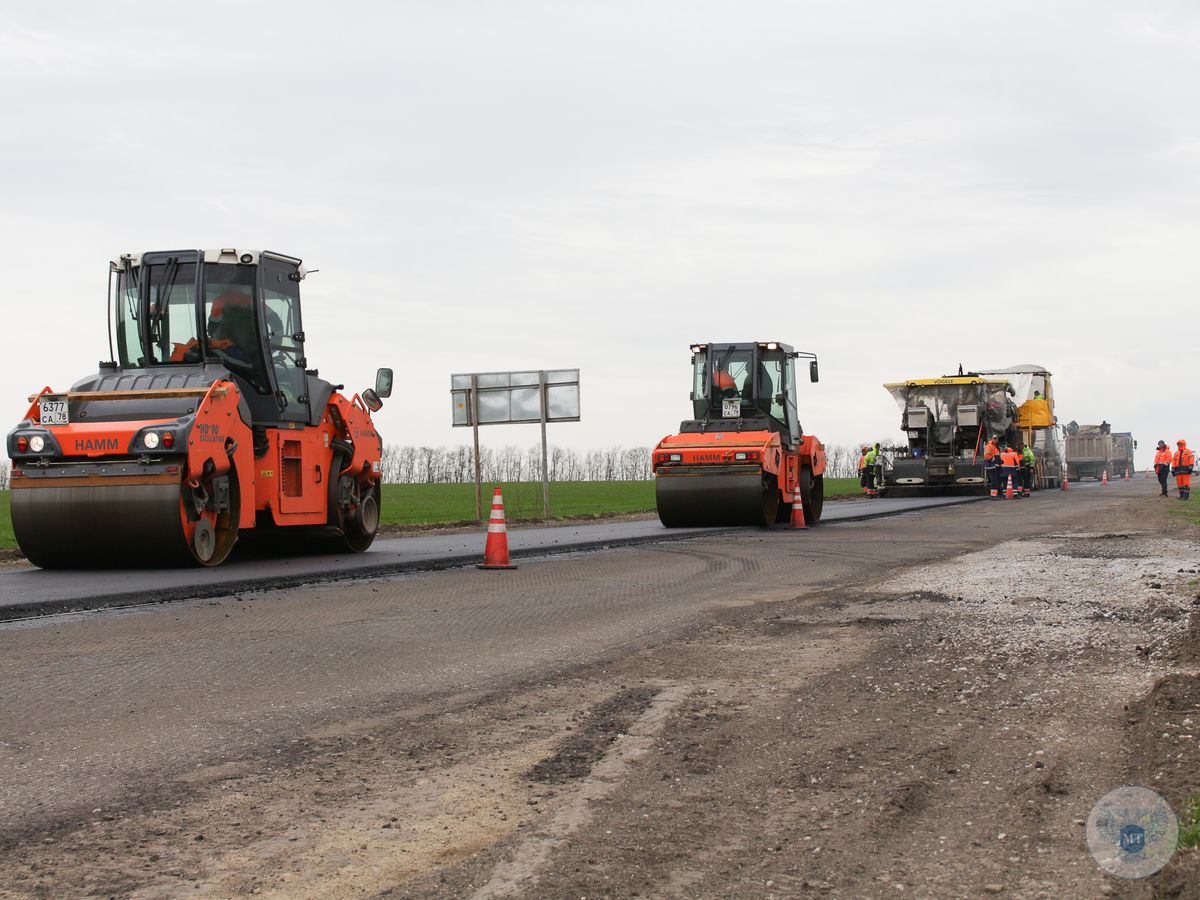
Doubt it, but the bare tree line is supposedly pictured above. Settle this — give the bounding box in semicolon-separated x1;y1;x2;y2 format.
0;461;8;491
379;445;653;484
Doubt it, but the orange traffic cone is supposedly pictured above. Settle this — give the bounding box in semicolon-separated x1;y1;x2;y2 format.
789;492;807;530
478;487;517;570
1102;469;1109;485
1005;474;1015;500
1061;475;1068;491
1124;468;1130;481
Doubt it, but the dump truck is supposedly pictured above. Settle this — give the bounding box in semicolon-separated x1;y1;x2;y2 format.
1065;424;1135;480
653;341;826;527
881;364;1064;492
1111;432;1137;478
6;249;391;568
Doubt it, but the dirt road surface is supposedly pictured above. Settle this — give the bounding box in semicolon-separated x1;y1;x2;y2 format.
2;480;1199;898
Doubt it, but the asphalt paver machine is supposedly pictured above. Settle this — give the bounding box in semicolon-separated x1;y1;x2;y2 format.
7;249;391;567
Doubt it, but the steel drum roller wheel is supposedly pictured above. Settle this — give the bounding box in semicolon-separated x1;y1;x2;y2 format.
656;471;778;528
329;450;380;553
804;470;824;524
11;477;238;569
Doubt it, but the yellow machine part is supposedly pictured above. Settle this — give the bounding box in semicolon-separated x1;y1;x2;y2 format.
1016;398;1054;428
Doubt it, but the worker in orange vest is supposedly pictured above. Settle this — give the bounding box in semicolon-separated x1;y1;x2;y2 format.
858;446;871;497
984;437;1001;498
999;444;1022;498
1173;439;1195;501
1154;440;1173;497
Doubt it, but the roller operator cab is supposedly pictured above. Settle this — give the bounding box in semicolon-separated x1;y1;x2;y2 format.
653;342;826;528
7;249;392;568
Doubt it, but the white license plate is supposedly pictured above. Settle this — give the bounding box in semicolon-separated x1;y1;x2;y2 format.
39;397;68;426
721;399;741;418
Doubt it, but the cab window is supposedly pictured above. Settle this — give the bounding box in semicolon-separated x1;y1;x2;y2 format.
203;263;272;395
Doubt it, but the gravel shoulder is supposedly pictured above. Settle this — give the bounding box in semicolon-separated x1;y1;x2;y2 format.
2;482;1199;898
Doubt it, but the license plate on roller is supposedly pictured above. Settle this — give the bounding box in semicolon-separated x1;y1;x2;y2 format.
721;400;741;418
39;397;68;426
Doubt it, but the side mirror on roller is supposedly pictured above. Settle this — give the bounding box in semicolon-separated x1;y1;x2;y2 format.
809;360;819;383
375;367;393;398
362;389;383;412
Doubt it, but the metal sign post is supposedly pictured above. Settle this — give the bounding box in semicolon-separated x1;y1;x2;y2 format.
471;374;482;520
451;369;580;521
539;371;550;517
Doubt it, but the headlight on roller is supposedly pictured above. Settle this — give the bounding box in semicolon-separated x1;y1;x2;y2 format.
143;432;160;449
29;435;45;453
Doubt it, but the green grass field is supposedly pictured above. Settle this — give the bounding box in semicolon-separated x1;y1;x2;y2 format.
1171;500;1200;527
0;477;862;551
0;491;11;550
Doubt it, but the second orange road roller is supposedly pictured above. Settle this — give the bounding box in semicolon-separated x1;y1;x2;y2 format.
653;341;826;527
6;248;391;568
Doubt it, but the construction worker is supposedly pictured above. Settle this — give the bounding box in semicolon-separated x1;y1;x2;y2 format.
1019;443;1036;497
1154;440;1173;497
858;446;871;497
1173;439;1195;501
872;443;884;496
999;444;1022;498
864;443;880;498
713;369;738;399
984;436;1001;498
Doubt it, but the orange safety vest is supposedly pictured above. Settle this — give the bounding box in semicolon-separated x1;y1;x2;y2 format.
1155;448;1173;467
1000;450;1020;467
857;453;867;471
984;443;999;461
1175;447;1195;468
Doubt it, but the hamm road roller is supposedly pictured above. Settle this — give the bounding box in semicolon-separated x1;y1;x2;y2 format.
653;341;826;527
6;249;392;568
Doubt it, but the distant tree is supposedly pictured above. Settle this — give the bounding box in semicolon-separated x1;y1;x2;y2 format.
376;443;659;484
0;460;8;491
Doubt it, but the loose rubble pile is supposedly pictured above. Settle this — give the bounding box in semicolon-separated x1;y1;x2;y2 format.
879;532;1200;665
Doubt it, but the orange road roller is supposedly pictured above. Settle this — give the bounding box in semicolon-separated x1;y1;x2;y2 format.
653;341;826;527
6;249;391;567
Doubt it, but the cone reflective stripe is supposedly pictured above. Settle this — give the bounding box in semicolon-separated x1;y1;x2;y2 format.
789;492;807;530
1102;469;1109;485
1125;468;1130;480
478;487;517;570
1005;474;1015;500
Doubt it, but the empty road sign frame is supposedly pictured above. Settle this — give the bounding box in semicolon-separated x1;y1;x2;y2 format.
450;369;581;518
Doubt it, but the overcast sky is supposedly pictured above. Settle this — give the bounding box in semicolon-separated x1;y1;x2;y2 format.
2;1;1197;467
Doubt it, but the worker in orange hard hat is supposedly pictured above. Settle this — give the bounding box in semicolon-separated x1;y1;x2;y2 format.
205;289;256;369
713;369;738;399
999;444;1022;499
1172;439;1195;501
1154;440;1173;497
984;436;1001;498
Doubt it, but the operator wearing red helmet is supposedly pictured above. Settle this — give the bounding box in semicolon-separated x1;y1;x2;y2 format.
1173;439;1195;501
